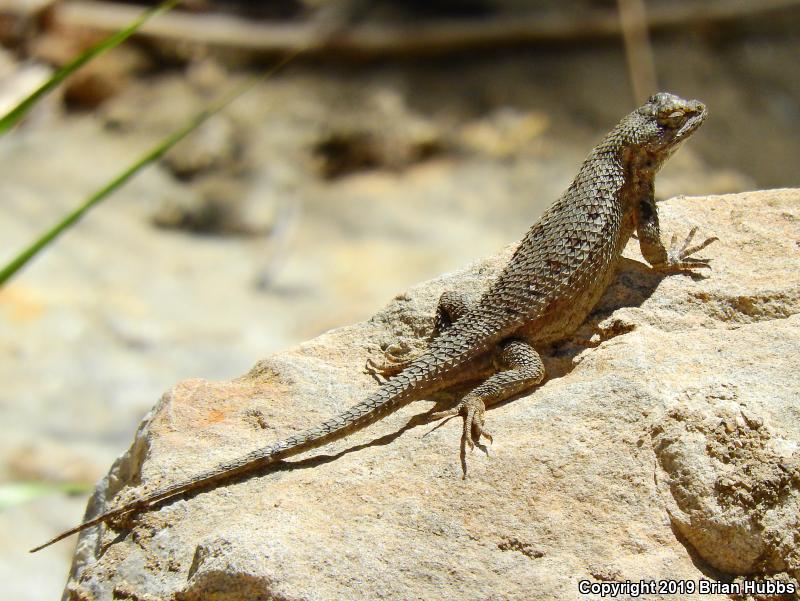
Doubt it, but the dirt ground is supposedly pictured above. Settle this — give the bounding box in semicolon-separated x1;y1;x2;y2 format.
1;12;799;599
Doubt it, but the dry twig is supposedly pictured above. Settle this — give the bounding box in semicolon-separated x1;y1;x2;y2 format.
39;0;800;58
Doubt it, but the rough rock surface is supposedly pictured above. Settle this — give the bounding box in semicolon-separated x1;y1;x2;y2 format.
64;190;800;600
652;400;799;577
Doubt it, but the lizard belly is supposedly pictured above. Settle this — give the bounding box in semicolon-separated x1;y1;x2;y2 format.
519;219;634;345
519;264;617;344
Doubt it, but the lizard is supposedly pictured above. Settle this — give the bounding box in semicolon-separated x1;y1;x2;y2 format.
32;92;716;553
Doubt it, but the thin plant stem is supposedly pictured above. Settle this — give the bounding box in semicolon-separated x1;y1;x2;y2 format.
0;0;181;136
0;50;302;287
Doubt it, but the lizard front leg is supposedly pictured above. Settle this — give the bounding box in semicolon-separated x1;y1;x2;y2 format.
428;339;544;477
636;195;718;271
366;290;472;381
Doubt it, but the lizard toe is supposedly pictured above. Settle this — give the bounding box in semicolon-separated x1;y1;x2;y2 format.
657;230;718;273
427;396;492;479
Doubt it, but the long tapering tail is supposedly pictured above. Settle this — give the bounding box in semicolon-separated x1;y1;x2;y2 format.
30;354;462;553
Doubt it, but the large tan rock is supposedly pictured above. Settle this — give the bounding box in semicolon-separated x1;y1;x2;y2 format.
64;190;800;601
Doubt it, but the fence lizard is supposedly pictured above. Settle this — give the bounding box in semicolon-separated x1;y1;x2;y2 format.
32;92;716;553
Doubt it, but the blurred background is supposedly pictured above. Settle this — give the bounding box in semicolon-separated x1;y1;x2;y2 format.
0;0;798;597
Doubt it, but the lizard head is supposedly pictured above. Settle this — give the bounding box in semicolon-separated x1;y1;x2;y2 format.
620;92;707;168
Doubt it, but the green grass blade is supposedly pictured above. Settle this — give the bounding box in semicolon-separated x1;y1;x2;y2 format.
0;51;301;287
0;0;180;136
0;113;209;287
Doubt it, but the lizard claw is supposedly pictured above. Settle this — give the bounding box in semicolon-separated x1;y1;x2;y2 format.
427;396;492;479
657;227;718;272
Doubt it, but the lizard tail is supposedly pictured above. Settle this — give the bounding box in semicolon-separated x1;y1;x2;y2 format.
30;357;455;553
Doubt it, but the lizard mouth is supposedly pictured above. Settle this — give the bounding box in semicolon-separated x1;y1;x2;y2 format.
676;101;707;140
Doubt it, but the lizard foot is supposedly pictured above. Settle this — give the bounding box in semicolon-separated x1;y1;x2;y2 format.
658;226;719;272
365;344;417;383
427;395;492;478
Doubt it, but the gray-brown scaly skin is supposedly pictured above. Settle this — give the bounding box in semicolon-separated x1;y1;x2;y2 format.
32;92;716;553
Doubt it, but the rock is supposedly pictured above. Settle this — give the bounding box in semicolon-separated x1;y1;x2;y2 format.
162;115;245;179
63;190;800;600
151;174;254;235
311;87;443;178
456;107;549;159
652;400;799;576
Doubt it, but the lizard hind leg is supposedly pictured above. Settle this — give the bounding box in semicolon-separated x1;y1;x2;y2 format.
433;290;472;334
365;290;473;382
427;339;545;478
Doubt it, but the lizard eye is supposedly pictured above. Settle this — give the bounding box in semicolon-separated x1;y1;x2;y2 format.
657;110;686;129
